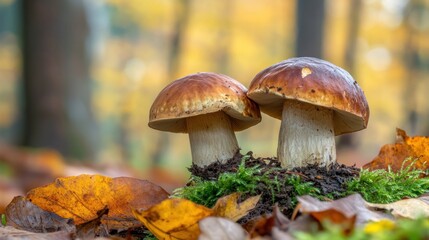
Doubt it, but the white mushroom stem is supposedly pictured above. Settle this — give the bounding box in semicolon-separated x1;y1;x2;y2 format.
186;111;239;167
278;100;336;168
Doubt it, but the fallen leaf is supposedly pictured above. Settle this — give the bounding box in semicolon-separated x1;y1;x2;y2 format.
0;226;73;240
6;196;75;233
26;175;169;230
297;194;392;226
245;204;289;238
212;193;260;222
133;198;213;240
366;195;429;219
271;227;295;240
364;128;429;172
75;207;109;239
309;209;356;235
198;217;248;240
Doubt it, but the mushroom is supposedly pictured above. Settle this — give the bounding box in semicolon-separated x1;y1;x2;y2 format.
149;72;261;167
247;57;369;168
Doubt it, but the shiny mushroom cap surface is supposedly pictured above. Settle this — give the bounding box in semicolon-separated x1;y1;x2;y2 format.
149;72;261;133
247;57;369;135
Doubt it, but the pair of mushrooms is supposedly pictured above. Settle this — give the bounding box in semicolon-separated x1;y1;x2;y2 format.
149;57;369;169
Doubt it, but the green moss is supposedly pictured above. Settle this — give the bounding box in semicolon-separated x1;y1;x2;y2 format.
344;161;429;203
173;159;264;207
173;155;325;208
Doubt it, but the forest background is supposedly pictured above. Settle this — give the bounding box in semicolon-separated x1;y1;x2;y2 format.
0;0;429;181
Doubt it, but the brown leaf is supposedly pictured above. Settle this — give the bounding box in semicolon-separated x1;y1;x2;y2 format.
75;207;109;239
198;217;248;240
0;226;73;240
364;128;429;172
366;195;429;219
133;198;214;240
212;193;260;222
245;204;289;238
5;196;75;233
297;194;392;226
309;209;356;235
26;175;169;230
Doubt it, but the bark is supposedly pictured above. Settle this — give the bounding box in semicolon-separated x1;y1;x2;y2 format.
151;0;191;166
338;0;363;148
295;0;326;58
21;0;98;160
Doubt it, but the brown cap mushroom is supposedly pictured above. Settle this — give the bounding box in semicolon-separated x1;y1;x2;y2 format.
247;57;369;168
149;72;261;167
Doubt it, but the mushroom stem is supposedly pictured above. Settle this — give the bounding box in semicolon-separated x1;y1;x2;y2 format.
186;111;239;167
278;100;336;168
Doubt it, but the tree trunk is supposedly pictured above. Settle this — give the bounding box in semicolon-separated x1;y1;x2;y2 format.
295;0;326;58
338;0;363;148
151;0;191;166
21;0;98;160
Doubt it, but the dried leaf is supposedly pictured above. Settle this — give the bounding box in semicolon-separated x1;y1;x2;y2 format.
26;175;169;230
364;128;429;172
245;204;289;238
198;217;248;240
0;226;73;240
297;194;392;226
310;209;356;225
133;198;213;240
271;227;295;240
309;209;356;235
5;196;75;233
212;193;260;222
366;196;429;219
75;207;109;239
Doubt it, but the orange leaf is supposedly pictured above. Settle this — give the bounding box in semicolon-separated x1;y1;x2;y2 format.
212;193;260;222
133;198;214;240
26;175;169;230
364;128;429;172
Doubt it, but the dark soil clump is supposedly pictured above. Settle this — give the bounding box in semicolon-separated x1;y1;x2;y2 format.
188;151;360;223
293;163;360;198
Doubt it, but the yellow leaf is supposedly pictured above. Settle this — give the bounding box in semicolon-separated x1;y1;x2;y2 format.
133;198;214;240
212;193;261;222
26;175;169;229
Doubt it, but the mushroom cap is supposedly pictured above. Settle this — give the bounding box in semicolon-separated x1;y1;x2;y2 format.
149;72;261;133
247;57;369;135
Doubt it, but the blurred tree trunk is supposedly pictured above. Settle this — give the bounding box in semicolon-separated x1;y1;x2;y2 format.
21;0;98;160
403;0;423;135
295;0;326;58
151;0;191;166
216;0;233;74
338;0;363;148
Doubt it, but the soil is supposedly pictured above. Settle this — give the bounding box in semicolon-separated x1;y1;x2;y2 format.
188;151;360;223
